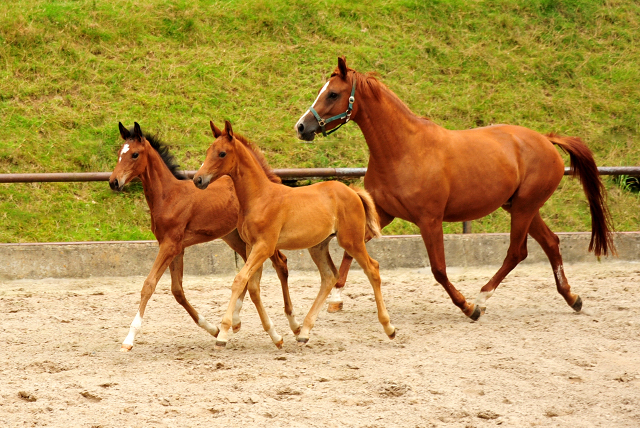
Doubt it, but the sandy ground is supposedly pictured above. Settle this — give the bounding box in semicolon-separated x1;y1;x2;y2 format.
1;262;639;428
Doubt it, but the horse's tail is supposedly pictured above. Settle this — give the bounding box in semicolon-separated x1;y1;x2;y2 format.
546;133;616;257
352;187;381;239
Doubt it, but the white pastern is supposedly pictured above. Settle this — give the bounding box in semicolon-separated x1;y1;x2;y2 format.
327;287;343;304
475;290;494;307
286;312;301;334
266;318;282;344
198;315;219;336
122;311;142;347
232;298;243;327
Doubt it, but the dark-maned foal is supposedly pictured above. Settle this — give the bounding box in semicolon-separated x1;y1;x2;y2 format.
109;122;300;351
296;57;615;320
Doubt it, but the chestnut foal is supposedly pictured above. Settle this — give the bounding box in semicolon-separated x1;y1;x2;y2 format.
193;120;395;349
109;122;300;351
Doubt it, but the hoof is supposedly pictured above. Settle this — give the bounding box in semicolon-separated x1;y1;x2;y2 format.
571;295;583;312
296;337;309;347
232;322;241;333
275;339;284;349
468;304;482;321
327;302;343;313
214;341;227;350
120;344;133;352
388;328;396;340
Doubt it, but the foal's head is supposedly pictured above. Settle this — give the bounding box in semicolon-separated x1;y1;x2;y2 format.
295;56;358;141
193;120;239;190
109;122;150;191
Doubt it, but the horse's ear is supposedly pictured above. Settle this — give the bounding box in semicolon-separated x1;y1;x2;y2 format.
119;122;130;140
224;120;234;140
210;120;222;138
337;56;348;79
133;122;143;141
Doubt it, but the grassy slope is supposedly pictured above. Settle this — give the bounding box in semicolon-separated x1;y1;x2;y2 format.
0;0;638;242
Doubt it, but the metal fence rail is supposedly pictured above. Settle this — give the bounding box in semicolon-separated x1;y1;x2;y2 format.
0;166;638;183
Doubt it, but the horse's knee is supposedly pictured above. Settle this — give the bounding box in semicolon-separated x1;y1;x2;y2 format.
431;266;448;285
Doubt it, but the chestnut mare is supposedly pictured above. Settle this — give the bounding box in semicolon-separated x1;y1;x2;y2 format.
109;122;299;351
193;120;394;349
295;57;615;320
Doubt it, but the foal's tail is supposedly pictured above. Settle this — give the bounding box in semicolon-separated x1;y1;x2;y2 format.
546;133;616;257
352;187;381;239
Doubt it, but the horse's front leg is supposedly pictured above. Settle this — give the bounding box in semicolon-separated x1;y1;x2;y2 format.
221;229;249;333
121;241;180;352
215;243;270;349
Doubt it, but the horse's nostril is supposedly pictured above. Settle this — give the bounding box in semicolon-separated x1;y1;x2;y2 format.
195;176;202;186
297;123;304;133
110;179;118;190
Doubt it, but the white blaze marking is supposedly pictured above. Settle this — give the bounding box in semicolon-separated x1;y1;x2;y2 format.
118;144;130;163
295;81;331;126
122;311;142;347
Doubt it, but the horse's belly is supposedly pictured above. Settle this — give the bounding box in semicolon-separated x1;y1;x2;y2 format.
443;189;513;222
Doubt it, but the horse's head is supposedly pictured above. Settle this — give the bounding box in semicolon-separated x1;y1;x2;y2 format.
193;120;238;190
109;122;149;191
295;56;357;141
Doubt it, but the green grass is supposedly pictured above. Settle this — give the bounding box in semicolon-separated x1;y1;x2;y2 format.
0;0;639;242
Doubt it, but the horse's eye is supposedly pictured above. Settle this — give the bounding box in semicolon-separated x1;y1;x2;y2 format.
328;92;338;99
132;153;139;159
219;152;226;158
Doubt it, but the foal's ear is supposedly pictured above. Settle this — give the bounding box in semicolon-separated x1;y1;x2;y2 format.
210;120;222;138
337;56;348;79
224;120;234;140
133;122;143;141
118;122;131;140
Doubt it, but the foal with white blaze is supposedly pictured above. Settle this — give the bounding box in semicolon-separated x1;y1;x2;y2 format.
193;120;395;348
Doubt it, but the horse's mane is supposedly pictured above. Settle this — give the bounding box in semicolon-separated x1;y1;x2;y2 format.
129;127;187;180
331;66;431;122
232;133;282;184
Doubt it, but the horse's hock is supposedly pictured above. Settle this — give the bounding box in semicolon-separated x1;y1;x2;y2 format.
1;232;639;280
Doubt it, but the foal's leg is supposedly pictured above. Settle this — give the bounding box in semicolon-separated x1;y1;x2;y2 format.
340;239;395;339
328;207;395;312
297;240;339;345
121;241;180;352
418;218;480;320
215;243;271;349
246;262;285;349
269;251;301;336
527;211;582;311
473;207;537;315
169;250;219;337
221;230;250;333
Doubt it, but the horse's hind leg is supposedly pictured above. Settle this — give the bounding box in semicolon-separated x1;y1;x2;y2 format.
297;239;339;345
270;251;301;336
169;251;219;337
528;211;581;311
328;207;394;313
340;239;395;339
474;207;537;315
121;241;179;352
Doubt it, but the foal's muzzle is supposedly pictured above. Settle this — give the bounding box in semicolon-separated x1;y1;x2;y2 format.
109;178;123;191
194;174;212;190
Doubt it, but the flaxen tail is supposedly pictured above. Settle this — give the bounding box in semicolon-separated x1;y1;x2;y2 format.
352;187;381;239
546;133;616;257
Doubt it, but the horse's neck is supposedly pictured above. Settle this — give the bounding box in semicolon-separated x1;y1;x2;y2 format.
139;148;180;213
354;86;436;167
229;144;273;213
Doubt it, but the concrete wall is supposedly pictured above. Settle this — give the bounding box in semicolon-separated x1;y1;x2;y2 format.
1;232;638;280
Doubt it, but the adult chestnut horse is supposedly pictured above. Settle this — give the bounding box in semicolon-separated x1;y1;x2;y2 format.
193;120;394;349
295;57;615;320
109;122;299;351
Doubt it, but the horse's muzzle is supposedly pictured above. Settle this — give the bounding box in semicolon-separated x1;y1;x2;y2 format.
295;116;318;142
194;174;211;190
109;178;123;191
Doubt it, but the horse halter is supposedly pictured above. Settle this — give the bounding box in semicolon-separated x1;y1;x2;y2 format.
308;77;357;137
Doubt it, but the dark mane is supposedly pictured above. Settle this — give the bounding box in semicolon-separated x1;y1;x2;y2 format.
232;133;281;184
129;127;187;180
332;67;431;122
